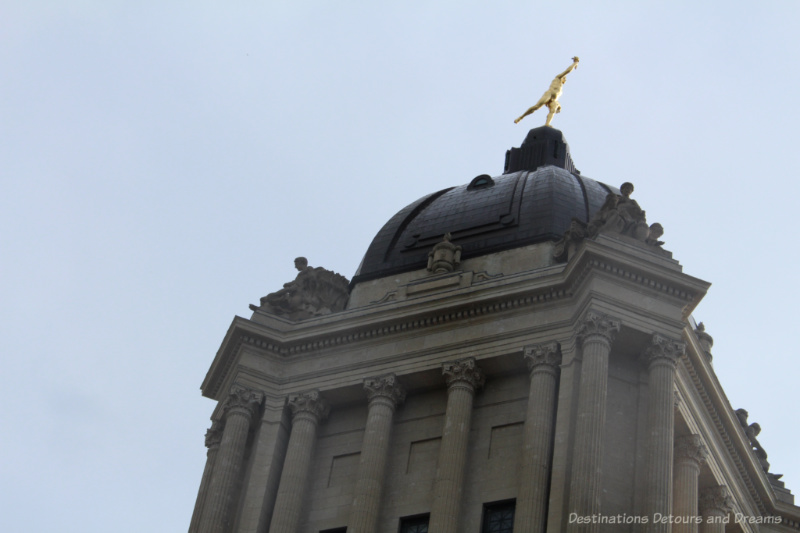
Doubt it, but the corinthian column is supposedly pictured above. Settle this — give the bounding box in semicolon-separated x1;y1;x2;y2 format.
567;311;620;533
514;342;562;533
268;390;330;533
699;486;734;533
349;374;406;533
673;435;709;533
199;385;263;533
642;334;685;533
428;358;485;533
189;421;223;533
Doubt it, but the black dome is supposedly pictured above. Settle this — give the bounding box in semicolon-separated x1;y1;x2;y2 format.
352;128;616;283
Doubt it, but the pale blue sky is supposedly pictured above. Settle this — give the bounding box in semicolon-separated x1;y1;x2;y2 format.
1;2;798;531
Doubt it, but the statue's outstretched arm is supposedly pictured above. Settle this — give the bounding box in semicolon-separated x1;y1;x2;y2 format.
555;57;580;79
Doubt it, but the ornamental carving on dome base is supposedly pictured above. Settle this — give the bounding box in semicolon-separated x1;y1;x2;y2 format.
251;257;350;321
427;233;462;274
553;182;669;262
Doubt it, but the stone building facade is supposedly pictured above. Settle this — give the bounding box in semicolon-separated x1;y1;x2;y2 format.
189;127;800;533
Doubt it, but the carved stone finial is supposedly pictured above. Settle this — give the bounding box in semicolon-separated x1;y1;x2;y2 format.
674;434;709;466
287;390;330;423
442;358;485;392
364;374;406;408
524;342;562;372
699;485;734;515
694;322;714;361
204;420;224;449
254;257;350;321
223;385;264;421
643;333;685;368
427;233;462;274
576;311;620;348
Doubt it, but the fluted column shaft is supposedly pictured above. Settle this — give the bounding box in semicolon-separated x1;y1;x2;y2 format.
268;390;330;533
514;342;562;533
199;386;263;533
567;312;620;533
643;335;684;533
699;486;734;533
673;435;709;533
349;374;406;533
428;358;485;533
189;422;223;533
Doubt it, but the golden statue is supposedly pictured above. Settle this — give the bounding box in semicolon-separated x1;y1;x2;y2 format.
514;56;579;127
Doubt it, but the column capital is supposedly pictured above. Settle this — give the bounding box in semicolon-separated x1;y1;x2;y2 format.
287;389;330;424
223;384;264;421
364;373;406;408
524;341;562;372
699;485;734;515
576;311;620;348
442;357;485;392
643;333;685;368
204;420;224;449
674;434;709;466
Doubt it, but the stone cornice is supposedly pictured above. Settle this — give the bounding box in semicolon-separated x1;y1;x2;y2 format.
564;237;710;319
202;238;710;399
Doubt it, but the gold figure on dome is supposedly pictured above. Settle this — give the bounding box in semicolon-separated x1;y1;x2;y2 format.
514;56;579;127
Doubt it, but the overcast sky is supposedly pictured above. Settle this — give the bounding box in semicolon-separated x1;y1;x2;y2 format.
2;2;799;532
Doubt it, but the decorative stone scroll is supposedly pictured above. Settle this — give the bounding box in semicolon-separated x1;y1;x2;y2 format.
524;341;562;372
553;182;668;261
427;232;462;274
364;373;406;408
287;389;331;423
204;420;224;449
442;357;486;392
576;311;620;349
699;485;735;516
643;333;686;368
253;257;350;321
223;384;264;422
675;434;709;466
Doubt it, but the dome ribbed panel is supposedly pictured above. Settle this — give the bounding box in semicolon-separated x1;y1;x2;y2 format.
352;166;613;284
